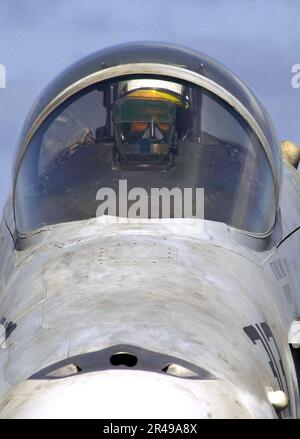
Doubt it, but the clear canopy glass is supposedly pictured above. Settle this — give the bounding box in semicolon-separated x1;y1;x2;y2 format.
15;76;276;235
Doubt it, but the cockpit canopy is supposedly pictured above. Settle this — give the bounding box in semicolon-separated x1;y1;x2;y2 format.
13;43;282;236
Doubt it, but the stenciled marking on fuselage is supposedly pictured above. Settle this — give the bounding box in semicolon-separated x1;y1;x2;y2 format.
0;317;17;348
269;258;287;281
243;321;290;418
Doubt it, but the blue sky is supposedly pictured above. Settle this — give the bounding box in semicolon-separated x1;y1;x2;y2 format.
0;0;300;212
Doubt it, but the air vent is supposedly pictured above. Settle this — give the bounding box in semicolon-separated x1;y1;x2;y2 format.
46;364;81;378
162;363;198;378
110;352;138;367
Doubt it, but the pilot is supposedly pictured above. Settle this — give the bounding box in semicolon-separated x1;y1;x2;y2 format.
112;87;189;168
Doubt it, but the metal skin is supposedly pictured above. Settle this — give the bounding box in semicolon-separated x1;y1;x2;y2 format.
0;43;300;419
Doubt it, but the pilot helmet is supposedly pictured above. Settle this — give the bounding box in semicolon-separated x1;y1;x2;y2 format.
112;79;189;168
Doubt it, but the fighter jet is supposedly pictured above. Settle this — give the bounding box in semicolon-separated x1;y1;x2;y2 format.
0;42;299;419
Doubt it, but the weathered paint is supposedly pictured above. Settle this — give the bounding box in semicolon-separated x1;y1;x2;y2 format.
0;43;299;419
0;172;299;418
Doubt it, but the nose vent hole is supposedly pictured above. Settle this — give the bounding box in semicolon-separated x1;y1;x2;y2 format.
162;363;198;378
110;352;138;367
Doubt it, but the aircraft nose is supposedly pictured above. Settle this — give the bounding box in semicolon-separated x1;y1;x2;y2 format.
1;233;281;419
0;370;253;419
